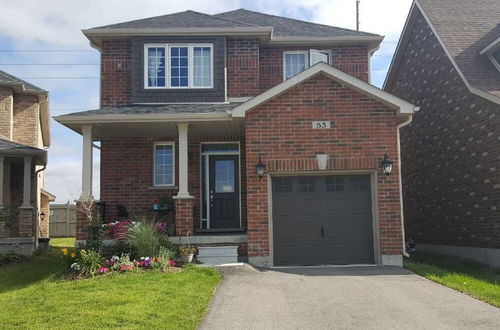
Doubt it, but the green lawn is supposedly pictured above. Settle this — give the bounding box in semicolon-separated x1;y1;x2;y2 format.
404;252;500;307
49;237;76;247
0;251;221;329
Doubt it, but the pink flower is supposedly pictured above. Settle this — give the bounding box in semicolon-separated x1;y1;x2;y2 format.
98;267;109;273
119;264;134;271
167;260;176;267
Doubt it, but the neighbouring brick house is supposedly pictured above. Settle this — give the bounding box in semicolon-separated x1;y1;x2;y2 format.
385;0;500;267
56;9;417;267
0;70;54;255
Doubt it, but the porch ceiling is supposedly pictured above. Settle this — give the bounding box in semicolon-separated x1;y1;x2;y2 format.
59;118;244;139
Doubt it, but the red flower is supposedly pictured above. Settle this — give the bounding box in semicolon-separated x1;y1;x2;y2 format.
167;260;176;267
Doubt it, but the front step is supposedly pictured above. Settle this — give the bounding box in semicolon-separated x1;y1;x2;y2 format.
197;246;238;265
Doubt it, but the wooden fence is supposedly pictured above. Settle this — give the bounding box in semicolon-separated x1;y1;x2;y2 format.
49;203;76;237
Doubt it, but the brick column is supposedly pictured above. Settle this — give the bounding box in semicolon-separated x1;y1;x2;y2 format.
18;208;34;237
175;198;194;236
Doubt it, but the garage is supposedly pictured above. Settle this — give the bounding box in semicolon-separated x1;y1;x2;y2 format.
272;175;375;266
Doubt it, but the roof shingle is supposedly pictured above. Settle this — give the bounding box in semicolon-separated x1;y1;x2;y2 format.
0;69;46;93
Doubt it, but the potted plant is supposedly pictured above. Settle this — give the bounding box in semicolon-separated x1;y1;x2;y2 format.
158;196;173;211
179;245;196;263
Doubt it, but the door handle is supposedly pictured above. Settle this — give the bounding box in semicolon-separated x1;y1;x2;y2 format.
321;226;325;239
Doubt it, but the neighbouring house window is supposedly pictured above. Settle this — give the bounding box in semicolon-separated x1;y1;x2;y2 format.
154;143;175;186
144;44;213;89
283;49;331;80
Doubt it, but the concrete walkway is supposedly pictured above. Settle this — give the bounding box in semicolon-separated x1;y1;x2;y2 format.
201;265;500;330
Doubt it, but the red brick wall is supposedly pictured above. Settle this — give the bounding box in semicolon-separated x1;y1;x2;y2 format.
245;74;403;259
259;44;369;92
226;38;260;97
100;38;133;107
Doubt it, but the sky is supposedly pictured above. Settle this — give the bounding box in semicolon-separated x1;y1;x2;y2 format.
0;0;413;203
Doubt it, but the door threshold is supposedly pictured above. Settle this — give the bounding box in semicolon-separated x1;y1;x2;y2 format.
271;264;378;269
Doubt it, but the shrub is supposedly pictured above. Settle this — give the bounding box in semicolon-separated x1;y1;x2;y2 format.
125;222;161;258
0;252;25;266
70;250;102;277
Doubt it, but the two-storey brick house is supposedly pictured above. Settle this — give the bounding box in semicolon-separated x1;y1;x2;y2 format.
384;0;500;267
0;70;54;255
56;9;417;267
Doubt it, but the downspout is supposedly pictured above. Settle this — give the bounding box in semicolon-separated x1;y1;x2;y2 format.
396;112;416;258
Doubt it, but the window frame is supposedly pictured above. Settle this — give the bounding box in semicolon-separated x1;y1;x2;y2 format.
153;142;176;187
282;49;331;81
144;43;214;89
488;49;500;73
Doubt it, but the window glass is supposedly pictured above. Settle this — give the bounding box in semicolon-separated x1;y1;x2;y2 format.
493;49;500;64
193;46;212;87
273;177;293;193
147;47;166;87
349;176;370;192
170;46;189;87
284;53;308;79
154;144;174;185
298;177;315;193
325;177;344;192
310;50;330;66
215;160;235;193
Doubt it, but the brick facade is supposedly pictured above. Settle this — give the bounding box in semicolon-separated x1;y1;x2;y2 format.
245;74;403;259
13;94;39;147
226;38;260;97
386;8;500;248
100;38;133;107
0;88;13;139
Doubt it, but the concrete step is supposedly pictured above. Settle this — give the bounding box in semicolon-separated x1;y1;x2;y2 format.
197;246;238;265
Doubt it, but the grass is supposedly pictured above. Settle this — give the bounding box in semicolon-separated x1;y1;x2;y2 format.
0;249;221;329
49;237;76;247
404;252;500;307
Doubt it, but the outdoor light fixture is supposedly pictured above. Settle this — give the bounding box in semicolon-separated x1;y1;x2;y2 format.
381;153;393;176
255;157;266;179
40;211;46;221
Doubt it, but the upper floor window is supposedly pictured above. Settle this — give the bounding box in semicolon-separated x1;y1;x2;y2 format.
145;44;213;89
283;49;331;80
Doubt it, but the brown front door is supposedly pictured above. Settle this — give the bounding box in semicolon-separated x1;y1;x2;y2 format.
209;155;240;229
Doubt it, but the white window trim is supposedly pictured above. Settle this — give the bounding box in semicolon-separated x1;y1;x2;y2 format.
153;142;176;187
487;52;500;73
144;43;214;89
282;49;331;81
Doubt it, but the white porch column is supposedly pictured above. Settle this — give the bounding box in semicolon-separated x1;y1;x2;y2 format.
81;125;93;199
21;156;32;208
175;123;192;199
0;155;4;208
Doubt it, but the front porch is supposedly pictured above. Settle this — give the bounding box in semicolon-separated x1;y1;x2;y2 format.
0;139;46;255
67;109;249;255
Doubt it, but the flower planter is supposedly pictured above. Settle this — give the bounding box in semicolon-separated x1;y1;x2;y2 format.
180;253;194;263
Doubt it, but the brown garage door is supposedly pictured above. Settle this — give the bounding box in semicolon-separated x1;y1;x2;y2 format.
272;175;374;266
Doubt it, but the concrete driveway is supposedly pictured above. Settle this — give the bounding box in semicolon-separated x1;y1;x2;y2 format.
200;265;500;330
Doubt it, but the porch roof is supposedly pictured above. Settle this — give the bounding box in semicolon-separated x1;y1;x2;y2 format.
0;138;46;164
54;103;244;139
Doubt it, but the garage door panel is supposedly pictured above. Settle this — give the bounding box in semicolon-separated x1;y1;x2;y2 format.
273;175;374;266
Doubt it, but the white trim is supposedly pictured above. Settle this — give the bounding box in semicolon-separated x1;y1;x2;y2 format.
227;96;252;103
487;53;500;73
479;36;500;55
153;142;176;187
54;112;231;124
81;126;93;199
232;62;416;118
144;43;214;90
384;1;500;106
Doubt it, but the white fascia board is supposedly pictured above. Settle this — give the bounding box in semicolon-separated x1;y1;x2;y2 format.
83;26;273;37
53;112;232;124
231;62;416;118
479;36;500;55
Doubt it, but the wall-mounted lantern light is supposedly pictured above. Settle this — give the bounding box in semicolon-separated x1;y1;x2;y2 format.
255;157;266;179
381;153;393;176
40;211;46;221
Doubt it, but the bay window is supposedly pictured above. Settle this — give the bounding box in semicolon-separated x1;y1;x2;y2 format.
145;44;213;89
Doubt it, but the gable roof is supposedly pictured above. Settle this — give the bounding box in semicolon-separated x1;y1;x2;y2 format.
231;62;416;118
0;138;46;164
215;8;377;38
384;0;500;103
83;9;383;50
0;69;46;94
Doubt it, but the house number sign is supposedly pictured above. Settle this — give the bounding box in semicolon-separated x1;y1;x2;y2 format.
312;121;331;129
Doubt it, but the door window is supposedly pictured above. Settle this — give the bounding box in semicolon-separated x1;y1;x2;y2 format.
215;160;235;193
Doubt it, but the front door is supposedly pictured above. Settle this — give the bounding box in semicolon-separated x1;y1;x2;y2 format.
209;155;240;229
